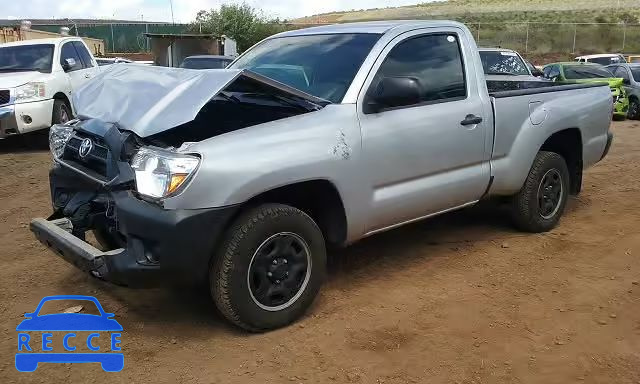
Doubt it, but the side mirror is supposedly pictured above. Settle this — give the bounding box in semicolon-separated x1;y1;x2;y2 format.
62;58;76;71
366;76;422;114
531;67;544;77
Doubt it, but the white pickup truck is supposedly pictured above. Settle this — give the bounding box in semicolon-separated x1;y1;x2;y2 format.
0;37;99;139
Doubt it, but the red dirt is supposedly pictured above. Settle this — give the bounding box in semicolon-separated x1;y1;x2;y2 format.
1;121;639;384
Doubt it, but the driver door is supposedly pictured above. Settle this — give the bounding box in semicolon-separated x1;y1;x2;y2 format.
59;41;96;92
357;28;491;233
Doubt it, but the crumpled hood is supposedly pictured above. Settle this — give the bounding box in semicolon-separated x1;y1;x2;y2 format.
0;71;48;88
73;64;325;138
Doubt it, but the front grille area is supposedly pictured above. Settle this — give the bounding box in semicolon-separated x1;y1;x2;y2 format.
0;90;10;105
62;133;110;177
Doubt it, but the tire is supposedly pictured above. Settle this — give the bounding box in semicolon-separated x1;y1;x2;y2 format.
628;98;640;120
52;99;72;125
211;203;326;331
510;151;570;233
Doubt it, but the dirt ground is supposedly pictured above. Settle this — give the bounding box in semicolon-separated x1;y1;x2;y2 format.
0;121;639;384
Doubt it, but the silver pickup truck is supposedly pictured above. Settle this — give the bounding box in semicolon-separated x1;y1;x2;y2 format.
31;21;613;331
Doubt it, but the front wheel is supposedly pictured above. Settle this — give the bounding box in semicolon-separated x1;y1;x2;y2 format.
211;204;326;331
52;99;72;125
510;151;570;233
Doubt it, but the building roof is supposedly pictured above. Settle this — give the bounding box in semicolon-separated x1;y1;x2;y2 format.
143;33;218;39
0;18;171;26
275;20;464;38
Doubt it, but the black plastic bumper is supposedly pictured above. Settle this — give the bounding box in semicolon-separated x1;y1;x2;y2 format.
600;131;614;161
31;192;238;288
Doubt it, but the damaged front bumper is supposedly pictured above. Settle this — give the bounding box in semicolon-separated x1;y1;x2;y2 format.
31;184;237;287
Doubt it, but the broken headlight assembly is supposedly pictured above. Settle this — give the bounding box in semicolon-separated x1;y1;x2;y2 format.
130;147;200;199
49;124;74;158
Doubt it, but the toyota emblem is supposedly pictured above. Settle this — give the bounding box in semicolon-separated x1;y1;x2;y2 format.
78;138;93;158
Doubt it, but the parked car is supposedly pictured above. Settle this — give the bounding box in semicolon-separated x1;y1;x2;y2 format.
626;55;640;64
0;37;99;139
606;63;640;120
31;20;613;331
575;54;626;65
478;47;541;80
543;62;629;120
179;55;235;69
95;57;133;66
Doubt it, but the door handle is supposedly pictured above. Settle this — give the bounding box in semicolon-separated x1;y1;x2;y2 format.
84;74;91;79
460;114;483;126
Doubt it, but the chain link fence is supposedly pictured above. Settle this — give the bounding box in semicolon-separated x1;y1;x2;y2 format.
30;23;188;53
467;22;640;54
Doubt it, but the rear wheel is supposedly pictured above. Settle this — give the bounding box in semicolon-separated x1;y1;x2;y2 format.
510;151;570;233
211;204;326;331
628;98;640;120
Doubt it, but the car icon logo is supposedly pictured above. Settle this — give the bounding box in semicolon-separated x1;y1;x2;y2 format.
78;138;93;158
15;295;123;372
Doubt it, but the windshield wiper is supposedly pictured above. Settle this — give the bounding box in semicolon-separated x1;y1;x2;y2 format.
216;91;242;104
242;92;323;111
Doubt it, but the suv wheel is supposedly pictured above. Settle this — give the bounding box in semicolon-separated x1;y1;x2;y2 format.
628;98;640;120
211;204;326;331
510;151;570;233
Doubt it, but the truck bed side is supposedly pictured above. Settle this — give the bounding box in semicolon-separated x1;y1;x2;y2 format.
487;83;612;196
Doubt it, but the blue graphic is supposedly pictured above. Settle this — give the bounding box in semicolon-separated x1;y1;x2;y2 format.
15;295;123;372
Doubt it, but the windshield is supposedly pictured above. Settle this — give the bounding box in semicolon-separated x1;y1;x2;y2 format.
587;56;625;66
480;51;530;76
181;58;232;69
229;33;381;103
0;44;54;73
564;65;614;79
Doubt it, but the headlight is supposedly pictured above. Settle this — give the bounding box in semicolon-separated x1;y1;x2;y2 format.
49;124;74;158
15;82;46;103
130;147;200;199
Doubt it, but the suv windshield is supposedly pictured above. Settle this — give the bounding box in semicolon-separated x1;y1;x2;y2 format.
229;33;381;103
564;65;613;79
0;44;54;73
479;51;530;76
180;57;232;69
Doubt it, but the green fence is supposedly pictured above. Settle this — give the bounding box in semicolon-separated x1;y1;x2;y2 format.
31;23;188;53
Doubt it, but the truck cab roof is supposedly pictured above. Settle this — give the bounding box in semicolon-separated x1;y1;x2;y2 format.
0;37;84;48
274;20;467;37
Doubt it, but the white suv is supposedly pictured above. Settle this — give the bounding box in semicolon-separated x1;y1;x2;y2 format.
0;37;99;139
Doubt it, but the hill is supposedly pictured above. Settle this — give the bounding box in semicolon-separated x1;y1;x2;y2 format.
295;0;640;24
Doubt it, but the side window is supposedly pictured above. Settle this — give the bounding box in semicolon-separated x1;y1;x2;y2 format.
614;67;630;81
369;33;467;110
60;42;82;72
546;65;561;80
72;41;95;68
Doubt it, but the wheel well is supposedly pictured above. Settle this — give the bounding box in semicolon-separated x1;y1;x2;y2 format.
540;128;583;195
53;92;71;109
247;180;348;246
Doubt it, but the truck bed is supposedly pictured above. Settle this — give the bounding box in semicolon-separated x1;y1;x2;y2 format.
487;80;612;196
487;80;606;98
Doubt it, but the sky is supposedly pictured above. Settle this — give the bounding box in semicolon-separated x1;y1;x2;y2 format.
1;0;425;23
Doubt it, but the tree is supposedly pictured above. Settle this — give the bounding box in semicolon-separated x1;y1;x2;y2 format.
191;3;290;52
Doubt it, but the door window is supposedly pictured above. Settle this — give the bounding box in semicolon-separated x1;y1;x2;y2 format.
614;67;630;82
72;41;95;68
368;33;467;110
60;42;82;72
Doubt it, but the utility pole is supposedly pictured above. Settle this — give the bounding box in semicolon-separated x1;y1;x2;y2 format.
168;0;175;25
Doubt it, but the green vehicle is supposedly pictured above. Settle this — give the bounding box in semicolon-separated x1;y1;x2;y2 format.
542;62;629;120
